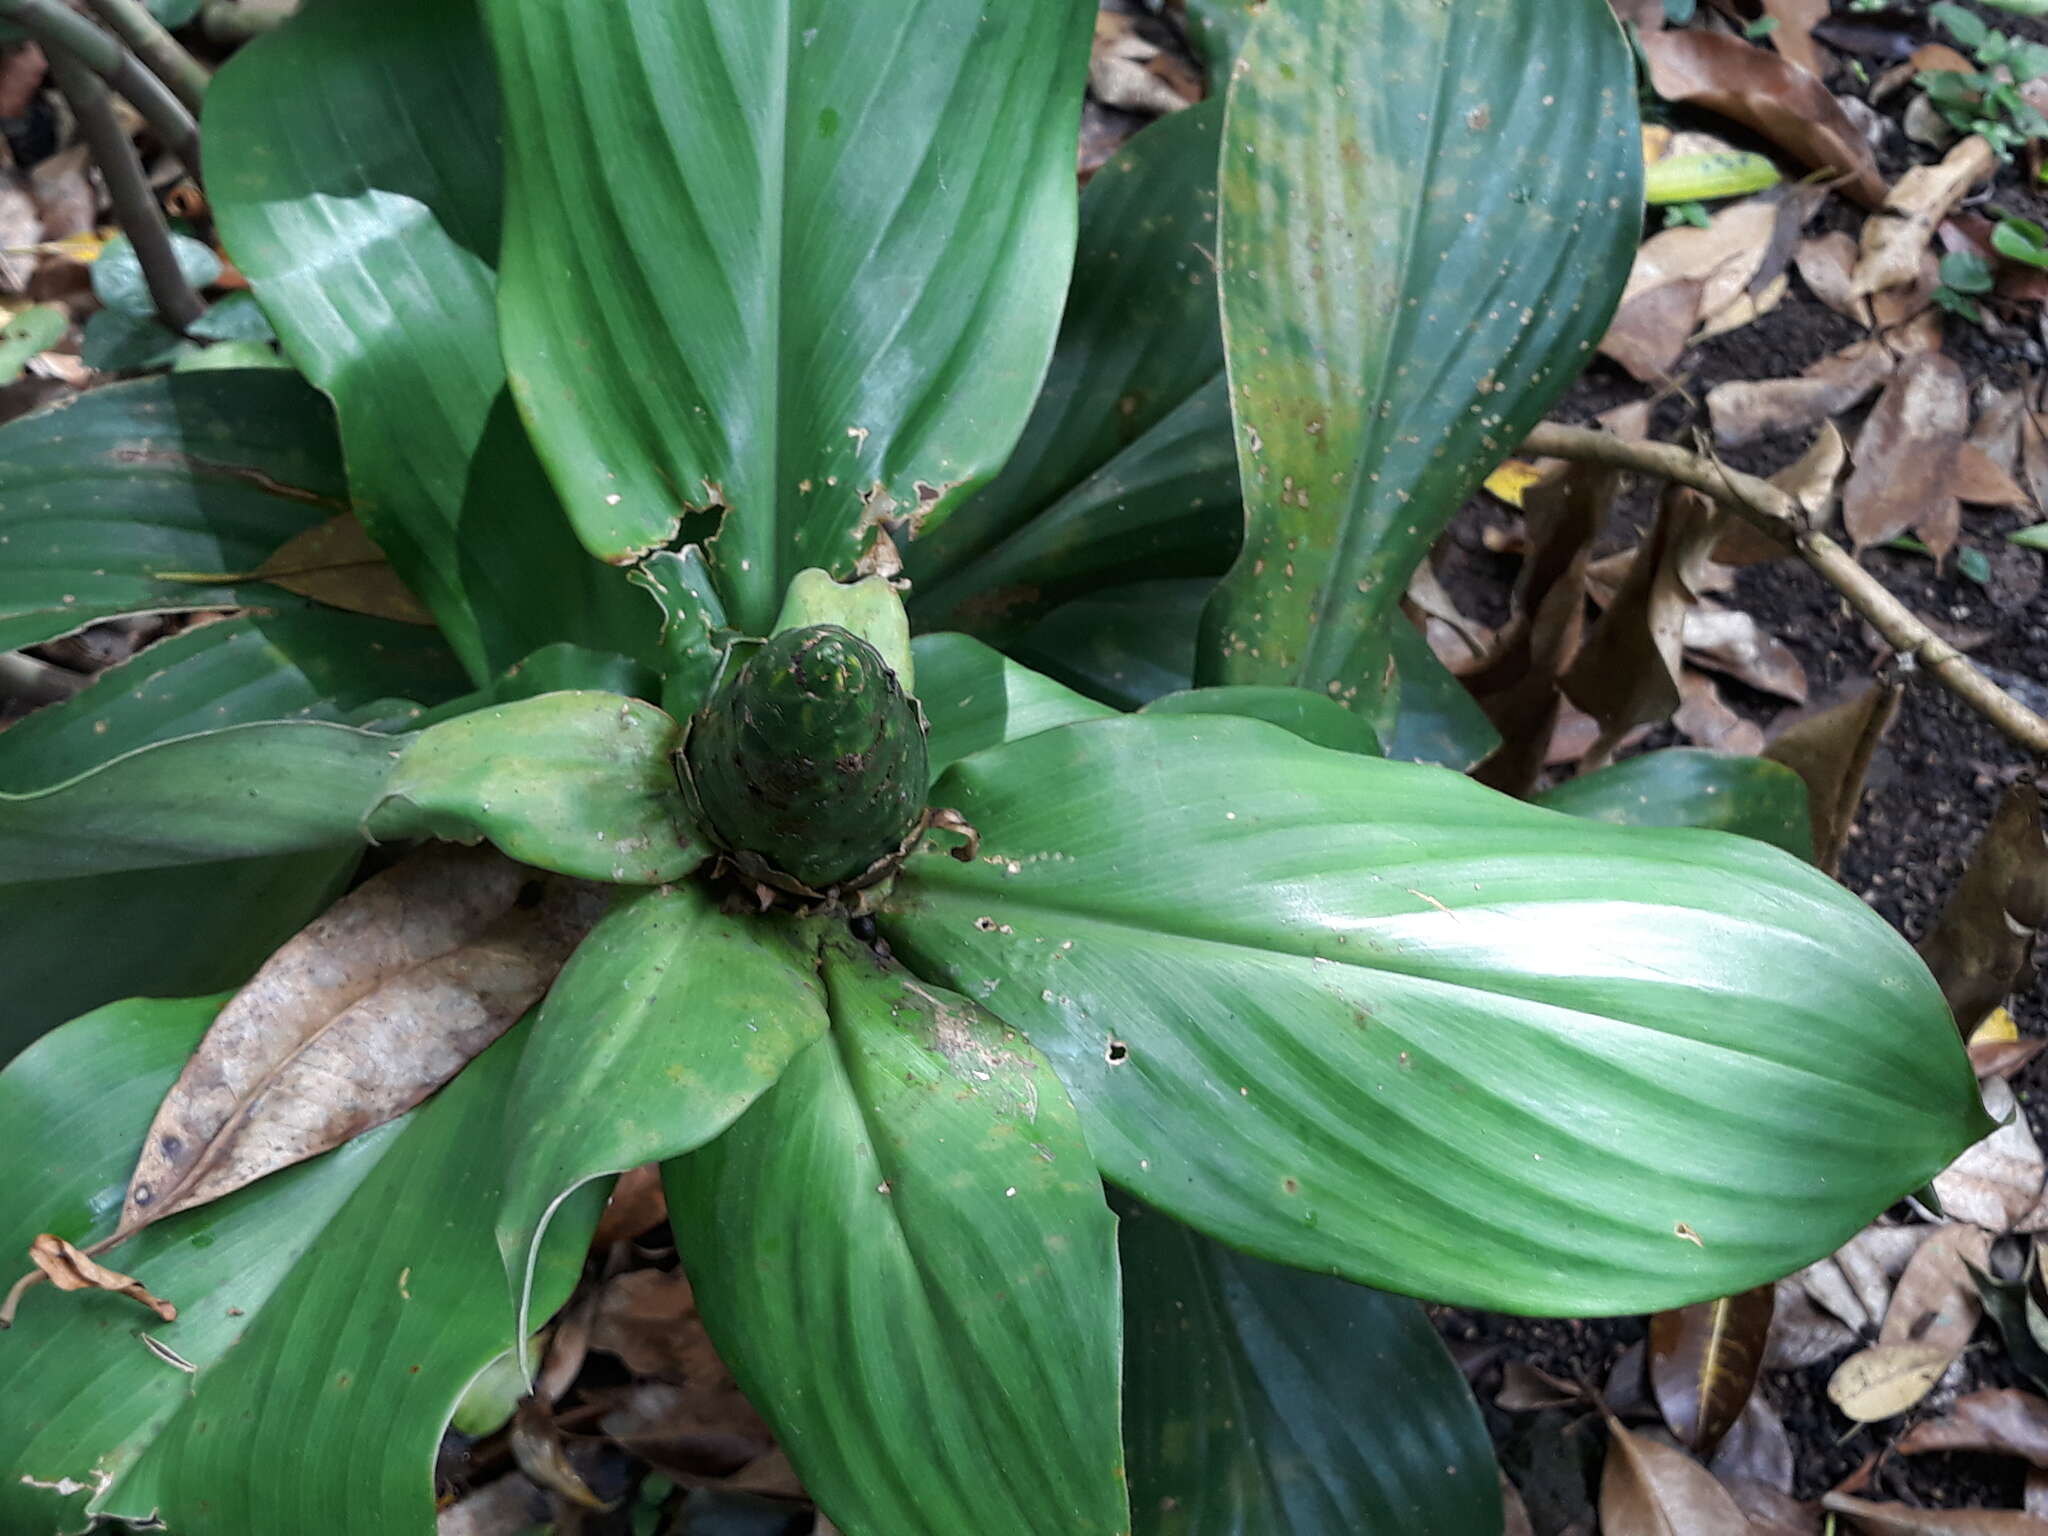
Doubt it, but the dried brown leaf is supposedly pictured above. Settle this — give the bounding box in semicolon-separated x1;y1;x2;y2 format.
1498;1360;1593;1412
1937;1076;2048;1233
1089;13;1199;117
1822;1492;2048;1534
1674;670;1766;756
1828;1341;1957;1421
1708;335;1898;446
120;846;605;1236
1764;680;1902;874
1971;385;2027;480
1695;270;1789;344
1600;281;1705;382
1603;199;1784;379
1640;28;1887;207
1852;137;1999;299
1899;1389;2048;1468
1767;1277;1860;1370
1845;352;1971;556
25;1234;175;1322
254;512;435;626
1761;0;1829;76
510;1396;610;1511
1798;1224;1939;1338
1682;604;1809;702
1797;232;1875;326
1709;1394;1795;1496
1729;1478;1823;1535
1919;785;2048;1037
2021;411;2048;519
1650;1285;1775;1456
1599;1414;1752;1536
1956;446;2034;510
591;1162;668;1248
1880;1224;1992;1357
1503;1473;1538;1536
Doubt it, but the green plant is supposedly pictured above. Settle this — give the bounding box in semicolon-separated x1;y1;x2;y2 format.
1923;1;2048;154
1936;247;1998;320
0;1;1988;1533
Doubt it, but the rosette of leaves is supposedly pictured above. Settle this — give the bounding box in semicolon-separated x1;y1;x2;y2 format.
0;1;1988;1533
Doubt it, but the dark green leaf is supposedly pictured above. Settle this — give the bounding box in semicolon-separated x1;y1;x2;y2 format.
665;934;1126;1536
1382;618;1500;770
368;693;701;884
882;714;1987;1313
79;308;189;372
905;100;1236;639
174;339;291;372
1014;577;1208;710
1199;0;1641;704
1934;2;1991;51
1121;1198;1501;1535
1143;684;1382;755
632;547;733;723
910;631;1117;784
486;0;1097;632
187;291;277;344
0;372;345;652
497;886;827;1335
1940;250;1997;294
1180;0;1258;66
90;232;220;320
96;1021;603;1534
1534;750;1813;860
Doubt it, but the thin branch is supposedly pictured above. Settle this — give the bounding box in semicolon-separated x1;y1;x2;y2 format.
0;0;201;177
43;45;207;332
1522;421;2048;758
82;0;209;116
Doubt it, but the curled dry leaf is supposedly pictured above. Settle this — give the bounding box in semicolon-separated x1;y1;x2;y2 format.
1800;1223;1939;1337
1956;447;2033;511
24;1234;175;1323
1650;1285;1775;1457
1797;232;1874;326
1970;1009;2047;1083
1845;352;1972;558
252;512;436;626
510;1395;611;1511
1880;1223;1992;1363
1674;671;1765;757
1599;1414;1751;1536
1765;681;1902;874
1828;1341;1957;1422
1681;605;1809;703
1852;137;1999;301
1639;27;1887;208
119;846;606;1237
1971;385;2026;480
1768;1277;1860;1370
1936;1075;2048;1233
1899;1389;2048;1469
1708;310;1942;447
1498;1360;1593;1412
1918;784;2048;1039
1601;199;1783;381
1822;1491;2048;1534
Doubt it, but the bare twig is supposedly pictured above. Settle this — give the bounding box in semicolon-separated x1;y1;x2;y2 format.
1522;421;2048;758
83;0;209;115
0;0;201;176
42;44;206;332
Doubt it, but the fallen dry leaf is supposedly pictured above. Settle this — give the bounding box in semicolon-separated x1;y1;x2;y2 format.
1899;1389;2048;1469
1844;351;1971;557
1602;198;1785;379
1970;384;2026;481
1503;1473;1538;1536
1682;604;1809;702
1729;1478;1822;1536
1933;1075;2046;1233
1639;28;1887;208
1089;12;1199;117
1880;1223;1991;1360
1765;680;1902;874
252;512;436;626
1600;1413;1751;1536
1919;784;2048;1038
1852;137;1998;300
1761;0;1829;76
1650;1285;1775;1457
592;1162;668;1248
24;1234;175;1323
510;1396;610;1511
1800;1223;1938;1337
1956;446;2033;511
1797;232;1875;326
1970;1009;2047;1081
1828;1341;1956;1422
1674;670;1765;756
1709;1393;1795;1497
1706;317;1941;446
1767;1278;1859;1370
119;846;606;1237
1498;1360;1593;1412
1822;1491;2048;1534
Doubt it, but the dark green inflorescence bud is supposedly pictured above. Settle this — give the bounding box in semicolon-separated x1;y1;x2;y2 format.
682;624;929;898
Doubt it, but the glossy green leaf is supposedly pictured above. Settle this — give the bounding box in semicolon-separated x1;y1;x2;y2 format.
1536;750;1813;861
486;0;1097;631
882;714;1987;1313
209;0;645;681
368;693;701;884
1199;0;1641;703
1382;618;1500;771
1180;0;1258;66
498;886;827;1337
0;995;404;1534
905;101;1237;639
100;1022;603;1535
1144;685;1381;755
91;232;221;320
911;632;1116;784
665;934;1125;1536
633;546;734;722
0;371;345;652
1120;1199;1500;1536
1014;577;1209;710
1;723;394;879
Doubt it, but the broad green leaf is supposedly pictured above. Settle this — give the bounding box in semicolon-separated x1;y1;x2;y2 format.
911;631;1116;784
905;101;1237;639
0;303;65;384
881;714;1987;1313
1120;1199;1500;1536
367;692;702;883
1014;577;1209;710
0;371;345;652
665;935;1126;1536
1199;0;1641;703
0;996;403;1535
1144;684;1381;755
497;886;827;1338
1536;750;1813;861
209;0;644;681
1382;618;1500;771
103;1022;603;1535
633;546;734;723
91;232;221;320
1;723;394;879
486;0;1097;632
1180;0;1258;66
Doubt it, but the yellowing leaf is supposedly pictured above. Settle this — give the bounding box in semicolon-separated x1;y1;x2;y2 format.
1973;1008;2022;1048
24;1234;176;1323
1484;459;1555;509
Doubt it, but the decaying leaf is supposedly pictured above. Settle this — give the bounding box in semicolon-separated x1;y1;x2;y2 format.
1707;311;1942;446
1767;1277;1860;1370
1649;1285;1775;1457
23;1234;175;1323
510;1395;611;1511
1674;670;1765;757
1088;12;1200;117
1681;604;1809;703
1798;1223;1939;1339
1899;1389;2048;1469
1797;232;1874;326
1970;1009;2046;1082
1764;680;1902;874
1822;1491;2048;1534
1760;0;1829;77
1728;1478;1822;1536
1879;1223;1992;1361
1599;1413;1751;1536
1639;27;1887;208
1601;198;1785;380
1918;784;2048;1039
1498;1360;1594;1412
256;512;437;626
1934;1076;2048;1233
1851;136;1998;300
1827;1341;1957;1422
117;846;607;1238
1708;1393;1795;1498
1844;352;1972;557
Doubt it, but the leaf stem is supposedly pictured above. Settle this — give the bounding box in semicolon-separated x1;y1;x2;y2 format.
43;43;207;332
0;0;202;177
1522;421;2048;759
82;0;210;116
